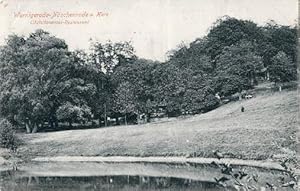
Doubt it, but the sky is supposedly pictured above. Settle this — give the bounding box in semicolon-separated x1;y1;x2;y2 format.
0;0;298;61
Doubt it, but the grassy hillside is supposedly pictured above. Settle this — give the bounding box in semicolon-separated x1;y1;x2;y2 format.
19;90;298;161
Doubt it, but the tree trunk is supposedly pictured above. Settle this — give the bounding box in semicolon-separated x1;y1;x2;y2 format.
69;121;72;128
238;92;242;101
137;114;140;124
250;78;254;86
34;177;39;184
49;120;54;129
49;115;54;129
279;85;282;92
27;177;32;185
124;114;127;125
146;113;150;123
116;117;119;125
98;118;102;127
54;117;59;129
32;123;38;133
266;71;270;80
25;122;31;134
104;104;107;127
104;116;108;127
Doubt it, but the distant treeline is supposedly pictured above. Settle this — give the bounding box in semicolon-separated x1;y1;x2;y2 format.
0;16;297;133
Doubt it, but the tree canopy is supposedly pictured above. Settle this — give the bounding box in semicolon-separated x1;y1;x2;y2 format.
0;17;297;132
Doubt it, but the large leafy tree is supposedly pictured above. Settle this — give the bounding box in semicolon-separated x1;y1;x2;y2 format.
90;40;137;74
165;39;218;115
205;16;263;64
214;40;264;96
112;81;137;125
260;23;297;66
89;40;137;126
0;30;67;132
0;30;95;133
149;63;186;116
111;59;157;113
269;51;297;84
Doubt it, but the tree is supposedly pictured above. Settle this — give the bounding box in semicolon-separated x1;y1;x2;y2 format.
113;81;137;125
111;59;158;118
0;31;66;132
165;38;219;114
206;16;263;63
168;39;213;74
260;22;297;66
89;40;137;126
269;51;297;91
56;102;92;127
0;30;95;133
149;64;177;116
90;40;137;74
214;40;264;96
0;118;21;151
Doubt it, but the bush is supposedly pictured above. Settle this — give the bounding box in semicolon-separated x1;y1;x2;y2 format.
0;119;21;151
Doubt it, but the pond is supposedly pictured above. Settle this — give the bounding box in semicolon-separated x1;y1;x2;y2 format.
0;162;294;191
0;172;224;191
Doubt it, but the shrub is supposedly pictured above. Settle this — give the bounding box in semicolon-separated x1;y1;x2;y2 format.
0;119;21;151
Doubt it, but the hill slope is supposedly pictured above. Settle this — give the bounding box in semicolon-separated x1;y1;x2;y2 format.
20;90;298;161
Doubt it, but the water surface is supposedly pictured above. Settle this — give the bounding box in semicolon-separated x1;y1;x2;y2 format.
0;162;292;191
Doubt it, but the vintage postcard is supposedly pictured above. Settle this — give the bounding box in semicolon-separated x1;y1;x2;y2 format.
0;0;298;190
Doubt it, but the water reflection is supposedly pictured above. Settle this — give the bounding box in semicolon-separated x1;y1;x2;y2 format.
0;162;294;191
0;171;224;191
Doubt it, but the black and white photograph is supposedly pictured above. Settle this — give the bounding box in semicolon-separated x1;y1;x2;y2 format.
0;0;298;190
